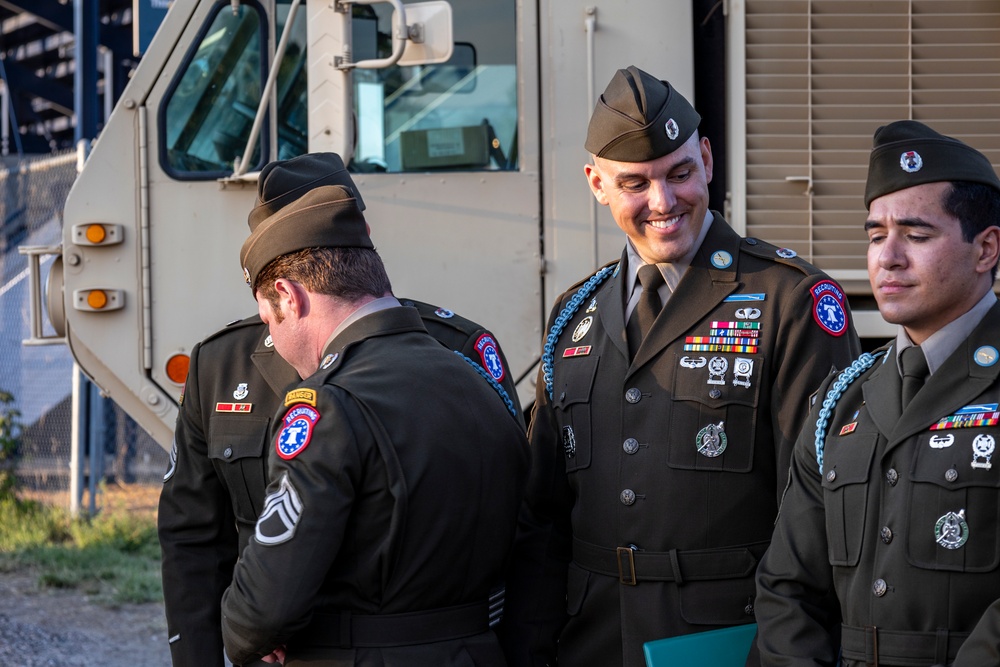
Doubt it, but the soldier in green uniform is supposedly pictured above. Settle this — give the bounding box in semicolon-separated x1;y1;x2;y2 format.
497;65;861;667
157;153;523;667
218;156;529;666
754;120;1000;666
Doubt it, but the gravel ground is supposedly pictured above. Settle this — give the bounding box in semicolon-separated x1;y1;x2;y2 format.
0;568;171;666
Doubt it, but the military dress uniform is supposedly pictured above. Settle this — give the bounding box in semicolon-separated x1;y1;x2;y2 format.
755;302;1000;666
158;305;522;667
220;305;530;666
500;215;862;667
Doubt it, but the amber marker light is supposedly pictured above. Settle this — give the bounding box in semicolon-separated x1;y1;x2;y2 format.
165;354;190;385
85;224;107;244
86;289;109;309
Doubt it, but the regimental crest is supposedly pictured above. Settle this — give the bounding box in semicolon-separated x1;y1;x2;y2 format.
276;405;321;460
665;118;679;141
900;150;923;173
475;333;506;381
810;280;848;336
255;473;303;545
233;382;249;400
435;308;455;319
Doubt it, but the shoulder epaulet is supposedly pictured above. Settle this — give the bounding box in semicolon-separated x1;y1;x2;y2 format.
740;237;825;277
402;299;481;335
199;314;265;345
561;258;620;296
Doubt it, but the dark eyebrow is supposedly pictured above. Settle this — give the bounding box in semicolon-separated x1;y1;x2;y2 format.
864;217;937;232
613;156;696;187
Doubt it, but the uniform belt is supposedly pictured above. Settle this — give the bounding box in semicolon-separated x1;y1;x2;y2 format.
840;625;969;666
297;600;490;648
571;537;768;586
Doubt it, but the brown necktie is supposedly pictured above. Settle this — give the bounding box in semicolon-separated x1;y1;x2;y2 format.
626;264;665;358
900;345;929;411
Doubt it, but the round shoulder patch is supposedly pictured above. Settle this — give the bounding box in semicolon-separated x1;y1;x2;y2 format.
475;333;506;382
276;404;321;460
810;280;848;336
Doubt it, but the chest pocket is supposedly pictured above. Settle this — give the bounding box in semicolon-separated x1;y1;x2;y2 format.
666;353;762;473
552;356;599;473
907;427;1000;573
822;431;878;567
208;414;271;521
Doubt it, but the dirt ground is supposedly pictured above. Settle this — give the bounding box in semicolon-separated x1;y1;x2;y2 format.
0;484;172;667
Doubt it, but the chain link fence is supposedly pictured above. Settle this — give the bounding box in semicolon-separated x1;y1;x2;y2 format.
0;150;167;511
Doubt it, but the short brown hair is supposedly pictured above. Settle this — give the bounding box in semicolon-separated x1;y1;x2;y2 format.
255;247;392;316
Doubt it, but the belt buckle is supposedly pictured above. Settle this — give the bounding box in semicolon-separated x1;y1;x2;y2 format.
616;546;637;586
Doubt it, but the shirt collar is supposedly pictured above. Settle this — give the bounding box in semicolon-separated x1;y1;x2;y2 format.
895;288;997;375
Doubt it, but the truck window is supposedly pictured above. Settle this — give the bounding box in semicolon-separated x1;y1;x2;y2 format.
352;0;518;173
159;1;308;177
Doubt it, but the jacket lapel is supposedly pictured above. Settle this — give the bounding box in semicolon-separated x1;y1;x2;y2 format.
251;329;301;397
628;219;740;373
594;249;629;361
886;302;1000;450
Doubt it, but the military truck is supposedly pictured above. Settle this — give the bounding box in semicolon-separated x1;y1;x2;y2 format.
22;0;1000;449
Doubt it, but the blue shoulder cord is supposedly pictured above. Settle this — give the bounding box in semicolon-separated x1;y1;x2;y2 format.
456;352;518;419
541;263;618;401
813;350;886;473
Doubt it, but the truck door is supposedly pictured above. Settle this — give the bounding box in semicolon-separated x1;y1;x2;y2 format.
61;0;539;447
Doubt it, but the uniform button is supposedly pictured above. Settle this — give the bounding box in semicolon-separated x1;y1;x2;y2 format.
945;468;959;483
746;238;758;245
223;447;233;459
709;389;722;399
625;388;642;404
623;438;640;455
880;526;893;544
620;489;636;506
885;469;898;486
826;470;836;482
873;578;887;597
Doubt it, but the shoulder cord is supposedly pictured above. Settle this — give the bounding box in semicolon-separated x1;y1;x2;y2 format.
456;352;518;418
541;263;619;401
814;350;886;473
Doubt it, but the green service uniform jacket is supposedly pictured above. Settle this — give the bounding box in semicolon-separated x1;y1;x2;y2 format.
500;215;861;667
755;302;1000;666
158;304;522;667
220;306;529;667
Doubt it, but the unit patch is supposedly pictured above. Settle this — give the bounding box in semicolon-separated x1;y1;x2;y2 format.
276;405;321;460
811;280;848;336
255;473;303;546
475;333;506;381
284;388;317;407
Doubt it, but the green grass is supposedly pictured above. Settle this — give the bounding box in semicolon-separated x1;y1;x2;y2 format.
0;494;163;606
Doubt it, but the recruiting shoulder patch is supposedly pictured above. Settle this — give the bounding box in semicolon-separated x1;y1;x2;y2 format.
276;404;321;460
284;388;317;407
811;280;848;336
475;333;506;382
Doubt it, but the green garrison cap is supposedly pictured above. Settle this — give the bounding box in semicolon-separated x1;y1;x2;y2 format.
584;65;701;162
864;120;1000;209
240;154;373;290
248;152;365;232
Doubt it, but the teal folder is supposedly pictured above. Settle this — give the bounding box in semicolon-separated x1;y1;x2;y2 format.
643;623;757;667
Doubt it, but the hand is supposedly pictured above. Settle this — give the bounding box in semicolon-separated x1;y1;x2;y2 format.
260;646;287;664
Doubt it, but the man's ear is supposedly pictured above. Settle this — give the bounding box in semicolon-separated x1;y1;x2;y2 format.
274;278;307;317
975;226;1000;277
584;161;609;206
